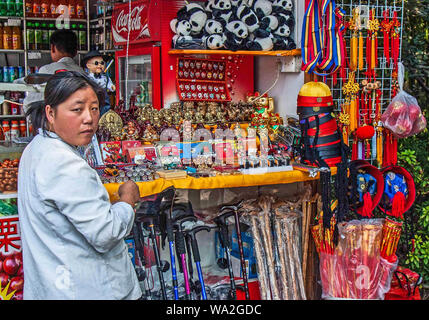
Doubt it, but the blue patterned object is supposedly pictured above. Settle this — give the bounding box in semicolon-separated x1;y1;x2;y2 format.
384;172;408;202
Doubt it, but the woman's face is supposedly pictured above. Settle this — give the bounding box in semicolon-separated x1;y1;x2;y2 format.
46;86;100;146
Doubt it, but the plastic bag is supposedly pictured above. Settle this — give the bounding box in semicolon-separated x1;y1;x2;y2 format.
385;266;422;300
381;63;427;138
320;219;398;300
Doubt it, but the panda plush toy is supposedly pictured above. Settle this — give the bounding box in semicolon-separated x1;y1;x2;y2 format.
246;33;274;51
247;0;273;20
204;19;224;35
272;19;296;50
170;18;193;49
224;20;249;51
176;3;208;38
272;0;294;14
235;3;260;34
203;33;226;49
170;18;192;37
258;15;280;35
210;0;234;26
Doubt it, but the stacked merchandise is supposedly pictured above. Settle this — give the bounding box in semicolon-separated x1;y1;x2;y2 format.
241;195;306;300
93;93;296;183
311;159;417;299
121;186;311;300
170;0;296;51
299;0;425;300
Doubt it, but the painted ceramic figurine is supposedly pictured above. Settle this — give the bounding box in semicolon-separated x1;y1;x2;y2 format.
247;92;275;119
121;121;140;140
82;50;115;116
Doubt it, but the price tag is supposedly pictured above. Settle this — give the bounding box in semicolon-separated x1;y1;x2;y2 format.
28;52;42;60
7;19;21;27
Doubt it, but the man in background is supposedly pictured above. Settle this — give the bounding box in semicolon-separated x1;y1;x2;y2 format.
23;29;84;113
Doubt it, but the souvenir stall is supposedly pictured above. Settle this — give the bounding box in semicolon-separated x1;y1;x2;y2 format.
0;0;425;301
94;0;326;300
299;0;426;300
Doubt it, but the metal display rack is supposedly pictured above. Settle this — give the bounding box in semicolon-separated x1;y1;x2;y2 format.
326;0;404;113
321;0;405;164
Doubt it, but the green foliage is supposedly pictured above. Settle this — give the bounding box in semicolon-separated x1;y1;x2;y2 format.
397;0;429;298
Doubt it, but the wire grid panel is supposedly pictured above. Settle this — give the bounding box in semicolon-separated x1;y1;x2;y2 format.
325;0;404;114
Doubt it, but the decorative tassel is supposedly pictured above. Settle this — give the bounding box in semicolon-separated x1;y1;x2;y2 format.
365;139;371;159
352;136;358;160
342;126;349;146
358;31;364;70
350;97;357;132
361;192;374;218
358;141;363;160
371;129;377;160
350;33;358;71
391;192;405;219
376;127;383;167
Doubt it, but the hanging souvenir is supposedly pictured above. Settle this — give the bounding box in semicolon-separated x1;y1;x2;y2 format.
379;165;416;220
348;160;384;218
301;0;344;76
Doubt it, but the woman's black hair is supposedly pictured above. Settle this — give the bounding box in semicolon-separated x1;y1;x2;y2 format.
26;71;105;135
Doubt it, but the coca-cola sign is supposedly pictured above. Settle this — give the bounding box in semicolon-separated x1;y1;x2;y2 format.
112;0;160;45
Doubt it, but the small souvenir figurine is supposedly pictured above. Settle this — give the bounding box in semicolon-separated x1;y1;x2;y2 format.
142;124;159;143
268;112;282;140
121;121;140;140
216;107;227;123
98;110;123;140
247;92;275;119
226;102;237;121
195;109;205;124
82;50;115;116
196;102;207;117
151;109;162;129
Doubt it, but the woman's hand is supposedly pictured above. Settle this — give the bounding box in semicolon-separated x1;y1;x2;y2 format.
118;180;140;207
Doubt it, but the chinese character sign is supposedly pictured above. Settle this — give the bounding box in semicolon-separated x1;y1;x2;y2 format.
0;215;23;300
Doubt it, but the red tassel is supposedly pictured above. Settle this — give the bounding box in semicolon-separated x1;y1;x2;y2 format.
392;137;398;165
352;136;358;160
390;192;405;219
361;192;374;218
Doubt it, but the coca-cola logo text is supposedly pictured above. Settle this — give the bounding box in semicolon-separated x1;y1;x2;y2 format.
114;5;147;34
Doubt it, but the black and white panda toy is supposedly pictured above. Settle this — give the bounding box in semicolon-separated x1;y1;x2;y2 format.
224;20;249;51
176;3;208;38
246;33;274;51
247;0;273;20
272;19;296;50
272;0;294;14
170;18;193;49
210;0;234;25
258;15;280;34
235;4;260;33
170;18;192;37
172;0;296;52
203;33;226;49
204;19;224;35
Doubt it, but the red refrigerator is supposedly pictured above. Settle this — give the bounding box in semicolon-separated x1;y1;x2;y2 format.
112;0;254;110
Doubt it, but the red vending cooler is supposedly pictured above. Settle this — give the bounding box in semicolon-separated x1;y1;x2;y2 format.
112;0;254;110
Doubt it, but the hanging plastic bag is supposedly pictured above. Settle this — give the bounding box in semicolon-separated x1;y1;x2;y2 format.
381;63;427;138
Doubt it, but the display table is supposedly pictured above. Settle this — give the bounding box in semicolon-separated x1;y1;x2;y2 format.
104;168;337;201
